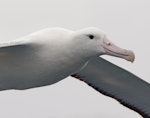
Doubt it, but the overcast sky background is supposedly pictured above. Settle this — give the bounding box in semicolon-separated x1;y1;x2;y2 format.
0;0;149;118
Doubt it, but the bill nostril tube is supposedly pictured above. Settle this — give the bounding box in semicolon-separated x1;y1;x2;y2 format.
103;38;111;45
105;40;111;45
106;42;111;45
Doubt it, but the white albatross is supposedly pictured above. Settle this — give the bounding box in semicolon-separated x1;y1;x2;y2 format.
0;27;149;117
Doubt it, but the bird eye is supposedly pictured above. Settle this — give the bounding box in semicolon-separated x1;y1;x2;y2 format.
87;35;94;40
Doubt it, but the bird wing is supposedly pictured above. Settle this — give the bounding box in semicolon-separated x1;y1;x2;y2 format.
71;57;150;118
0;40;32;58
0;40;35;90
0;40;34;65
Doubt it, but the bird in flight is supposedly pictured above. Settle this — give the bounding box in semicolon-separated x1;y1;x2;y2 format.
0;27;149;117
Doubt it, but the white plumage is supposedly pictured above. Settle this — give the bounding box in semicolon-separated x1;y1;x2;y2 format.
0;27;149;117
0;27;108;90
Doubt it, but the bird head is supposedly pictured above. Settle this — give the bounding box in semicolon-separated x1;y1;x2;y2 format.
71;27;135;62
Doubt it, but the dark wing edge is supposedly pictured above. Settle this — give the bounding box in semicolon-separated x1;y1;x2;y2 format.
71;57;150;118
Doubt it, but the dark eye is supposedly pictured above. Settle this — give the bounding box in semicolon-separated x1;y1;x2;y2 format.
88;35;94;39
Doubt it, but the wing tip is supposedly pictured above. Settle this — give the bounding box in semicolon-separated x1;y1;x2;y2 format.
71;74;150;118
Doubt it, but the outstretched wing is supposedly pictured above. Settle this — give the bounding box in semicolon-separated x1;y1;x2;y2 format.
0;39;32;57
71;57;150;118
0;40;35;90
0;40;34;64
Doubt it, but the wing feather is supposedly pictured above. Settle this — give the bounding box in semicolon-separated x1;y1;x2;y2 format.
0;40;35;90
71;57;150;118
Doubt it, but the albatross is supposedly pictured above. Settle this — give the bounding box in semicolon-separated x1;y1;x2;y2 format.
0;27;149;117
